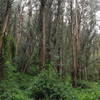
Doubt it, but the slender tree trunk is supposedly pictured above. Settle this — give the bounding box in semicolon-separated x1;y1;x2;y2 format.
0;0;11;78
0;38;3;77
23;0;33;73
70;0;77;87
39;11;46;67
75;0;81;79
39;0;46;68
70;0;81;87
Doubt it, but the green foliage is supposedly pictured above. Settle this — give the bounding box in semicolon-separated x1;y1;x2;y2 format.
15;41;29;71
0;88;32;100
70;81;100;100
0;61;33;100
1;61;100;100
31;67;67;100
3;35;16;61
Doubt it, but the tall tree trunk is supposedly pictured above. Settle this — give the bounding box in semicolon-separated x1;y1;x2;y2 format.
39;0;46;68
70;0;77;87
75;0;81;79
0;0;11;78
23;0;34;73
70;0;81;87
39;11;46;67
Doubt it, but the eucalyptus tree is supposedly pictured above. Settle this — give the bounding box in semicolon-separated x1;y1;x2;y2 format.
0;0;13;77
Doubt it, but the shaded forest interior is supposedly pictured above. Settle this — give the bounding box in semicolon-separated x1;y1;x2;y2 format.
1;0;100;100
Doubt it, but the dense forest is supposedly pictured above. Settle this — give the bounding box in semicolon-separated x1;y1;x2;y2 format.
0;0;100;100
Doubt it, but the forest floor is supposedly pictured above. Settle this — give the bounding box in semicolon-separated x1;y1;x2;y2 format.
0;61;100;100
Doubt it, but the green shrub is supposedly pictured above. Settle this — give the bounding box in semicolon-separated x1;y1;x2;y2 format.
3;35;16;61
72;81;100;100
0;61;33;100
31;67;67;100
77;80;91;89
0;88;33;100
2;60;100;100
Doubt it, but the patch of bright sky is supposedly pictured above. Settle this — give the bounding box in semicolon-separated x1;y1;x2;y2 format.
14;0;100;33
96;11;100;33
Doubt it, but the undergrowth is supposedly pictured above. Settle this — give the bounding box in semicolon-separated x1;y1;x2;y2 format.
0;61;100;100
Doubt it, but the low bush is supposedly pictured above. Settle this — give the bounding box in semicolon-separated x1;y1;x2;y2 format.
31;67;67;100
2;61;100;100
